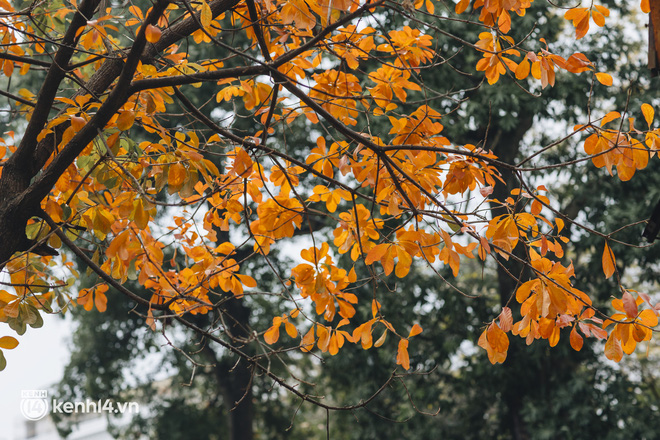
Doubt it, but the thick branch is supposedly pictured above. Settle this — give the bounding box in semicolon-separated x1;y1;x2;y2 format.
2;0;101;187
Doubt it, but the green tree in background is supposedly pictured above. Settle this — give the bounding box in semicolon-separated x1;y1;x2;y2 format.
45;2;660;439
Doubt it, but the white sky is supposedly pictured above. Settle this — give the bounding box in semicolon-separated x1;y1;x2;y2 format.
0;315;71;440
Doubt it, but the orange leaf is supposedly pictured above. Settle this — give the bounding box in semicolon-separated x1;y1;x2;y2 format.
641;103;654;127
130;198;150;230
94;289;108;312
595;72;613;86
594;4;610;17
575;12;590;39
600;111;621;127
371;299;381;318
604;332;623;362
569;326;583;351
168;163;187;187
515;57;530;80
285;321;298;338
455;0;470;14
591;10;605;27
70;116;86;132
621;290;638;319
0;336;18;350
408;324;423;338
237;274;257;288
602;243;615;279
264;323;281;344
301;327;315;352
145;25;161;43
396;338;410;370
116;110;136;131
499;307;513;332
233;148;254;177
639;308;659;327
487;322;509;352
641;0;650;14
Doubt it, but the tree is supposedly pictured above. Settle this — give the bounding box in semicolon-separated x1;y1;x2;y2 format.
0;0;659;431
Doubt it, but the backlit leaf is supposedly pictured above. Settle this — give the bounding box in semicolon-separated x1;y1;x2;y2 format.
396;339;410;370
602;243;615;279
642;103;654;127
145;25;161;43
569;327;583;351
621;290;638;319
604;332;623;362
595;72;613;86
408;324;423;337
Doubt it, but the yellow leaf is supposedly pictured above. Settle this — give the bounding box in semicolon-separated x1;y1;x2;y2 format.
374;329;387;347
595;72;613;86
602;242;615;279
200;0;212;29
641;103;654;127
0;336;18;350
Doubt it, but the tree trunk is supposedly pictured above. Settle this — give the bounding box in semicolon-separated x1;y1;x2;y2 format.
488;115;534;440
203;297;254;440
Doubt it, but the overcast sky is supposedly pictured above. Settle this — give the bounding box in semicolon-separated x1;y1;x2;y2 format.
0;315;70;440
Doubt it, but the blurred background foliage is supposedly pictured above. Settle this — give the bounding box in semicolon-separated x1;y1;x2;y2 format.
3;0;652;438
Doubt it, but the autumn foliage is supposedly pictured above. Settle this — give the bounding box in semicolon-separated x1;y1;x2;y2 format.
0;0;657;398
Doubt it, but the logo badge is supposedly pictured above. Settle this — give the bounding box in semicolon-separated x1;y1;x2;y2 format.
20;390;49;421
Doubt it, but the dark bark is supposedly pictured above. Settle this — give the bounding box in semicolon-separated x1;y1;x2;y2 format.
487;115;534;440
203;298;255;440
0;0;241;268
